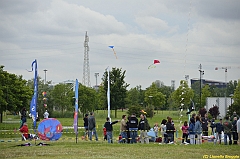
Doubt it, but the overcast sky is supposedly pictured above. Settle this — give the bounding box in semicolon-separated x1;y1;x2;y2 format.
1;0;240;89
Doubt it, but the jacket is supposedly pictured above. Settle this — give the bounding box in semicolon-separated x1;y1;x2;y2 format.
194;120;202;135
166;122;175;134
120;119;127;131
88;115;96;130
128;116;138;128
223;120;232;134
104;121;118;131
138;118;150;131
83;117;88;127
188;123;195;135
215;122;224;133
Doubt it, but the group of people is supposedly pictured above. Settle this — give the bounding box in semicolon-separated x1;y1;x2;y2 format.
83;112;151;144
180;112;240;145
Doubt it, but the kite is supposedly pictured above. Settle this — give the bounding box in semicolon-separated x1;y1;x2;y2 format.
109;46;117;59
148;59;160;69
37;118;63;141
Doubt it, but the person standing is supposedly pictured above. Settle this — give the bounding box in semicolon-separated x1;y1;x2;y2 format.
181;121;189;144
210;118;216;135
237;117;240;145
188;118;195;144
138;114;150;144
160;119;167;144
119;115;127;143
19;107;27;129
88;112;98;141
223;116;232;145
128;113;138;143
201;113;209;136
194;116;202;144
43;110;49;119
214;118;224;144
230;111;239;121
166;117;175;143
104;117;119;143
83;114;88;140
232;117;238;145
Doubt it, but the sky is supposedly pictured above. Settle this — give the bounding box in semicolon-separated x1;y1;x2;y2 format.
1;0;240;89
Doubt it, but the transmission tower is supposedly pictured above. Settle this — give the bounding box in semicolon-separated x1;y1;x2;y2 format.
82;31;91;87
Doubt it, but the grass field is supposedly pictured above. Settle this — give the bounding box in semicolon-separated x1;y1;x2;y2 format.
0;110;239;159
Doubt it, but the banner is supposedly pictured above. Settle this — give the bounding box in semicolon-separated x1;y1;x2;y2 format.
73;79;79;142
29;59;38;130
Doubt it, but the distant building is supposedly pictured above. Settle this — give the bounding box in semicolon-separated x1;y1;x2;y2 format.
190;78;227;88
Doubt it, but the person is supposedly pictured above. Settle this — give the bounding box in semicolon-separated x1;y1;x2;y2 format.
166;117;175;144
232;117;238;145
126;116;131;143
43;110;49;119
153;123;159;137
223;116;232;145
119;115;127;143
194;115;202;144
214;118;224;144
237;117;240;145
128;113;138;143
138;114;150;144
19;107;27;129
230;111;239;121
201;113;209;136
88;112;98;141
104;117;119;143
210;118;216;135
188;118;195;144
160;119;167;144
19;122;29;140
103;127;107;141
83;114;88;140
182;121;189;144
190;113;196;124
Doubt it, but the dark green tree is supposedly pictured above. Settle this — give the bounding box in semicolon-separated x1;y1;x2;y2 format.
102;67;129;118
0;66;32;122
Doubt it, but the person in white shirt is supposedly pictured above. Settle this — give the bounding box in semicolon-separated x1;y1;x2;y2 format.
237;117;240;145
43;110;49;119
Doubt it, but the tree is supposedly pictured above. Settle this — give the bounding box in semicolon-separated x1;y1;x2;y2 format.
78;84;97;115
208;105;220;119
144;83;166;113
102;68;129;118
126;85;145;107
156;83;174;110
171;80;194;110
201;84;211;107
51;83;74;116
198;107;207;117
227;80;240;116
0;66;32;123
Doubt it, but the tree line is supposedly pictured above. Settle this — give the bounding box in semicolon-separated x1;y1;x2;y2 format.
0;65;240;123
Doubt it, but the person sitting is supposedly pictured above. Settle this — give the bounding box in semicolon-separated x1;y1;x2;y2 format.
19;123;30;140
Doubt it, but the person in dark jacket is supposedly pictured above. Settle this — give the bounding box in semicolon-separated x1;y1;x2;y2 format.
83;114;88;140
126;116;131;143
128;113;138;143
104;117;119;143
166;117;175;143
232;117;238;145
88;112;98;141
201;113;209;136
19;107;27;129
223;116;232;145
214;118;224;144
138;114;150;144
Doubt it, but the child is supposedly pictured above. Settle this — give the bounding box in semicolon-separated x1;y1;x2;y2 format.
103;117;119;143
153;123;159;137
103;127;107;141
182;121;189;144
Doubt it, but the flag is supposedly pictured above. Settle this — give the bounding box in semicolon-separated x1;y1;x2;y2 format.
29;59;38;130
73;79;79;142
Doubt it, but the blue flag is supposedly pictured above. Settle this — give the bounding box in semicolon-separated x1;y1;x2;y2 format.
73;79;79;136
29;59;38;130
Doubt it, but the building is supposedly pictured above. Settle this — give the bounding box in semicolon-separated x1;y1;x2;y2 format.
190;78;227;88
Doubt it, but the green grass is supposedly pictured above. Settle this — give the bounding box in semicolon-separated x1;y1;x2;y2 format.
1;110;238;159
